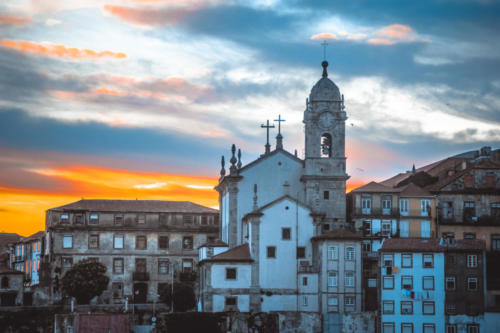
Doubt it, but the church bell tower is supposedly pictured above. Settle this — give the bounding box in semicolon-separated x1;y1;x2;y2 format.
302;61;349;231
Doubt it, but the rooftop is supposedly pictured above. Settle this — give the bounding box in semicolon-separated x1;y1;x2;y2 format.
206;243;253;262
51;199;218;214
381;238;485;252
312;228;362;241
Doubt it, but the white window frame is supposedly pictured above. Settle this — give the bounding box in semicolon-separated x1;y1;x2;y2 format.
344;295;355;306
420;199;431;216
382;300;394;314
344;271;354;287
328;246;338;260
467;255;478;268
345;247;355;261
328;271;338;287
400;199;409;216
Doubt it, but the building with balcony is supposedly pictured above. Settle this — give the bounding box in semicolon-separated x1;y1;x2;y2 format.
46;199;219;305
380;238;446;333
11;231;45;288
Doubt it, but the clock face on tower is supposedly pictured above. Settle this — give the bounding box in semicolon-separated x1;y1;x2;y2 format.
318;111;335;130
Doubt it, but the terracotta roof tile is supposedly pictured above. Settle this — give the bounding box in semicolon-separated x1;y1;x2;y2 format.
350;181;399;193
51;199;218;214
381;238;485;252
208;243;253;262
198;239;228;249
312;228;362;240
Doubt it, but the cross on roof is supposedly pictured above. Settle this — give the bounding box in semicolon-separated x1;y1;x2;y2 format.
274;114;286;135
261;120;275;154
321;40;328;60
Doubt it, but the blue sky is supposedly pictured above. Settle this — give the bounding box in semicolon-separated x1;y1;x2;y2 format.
0;0;499;234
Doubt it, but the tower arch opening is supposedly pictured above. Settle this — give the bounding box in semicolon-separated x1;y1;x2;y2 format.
320;133;332;158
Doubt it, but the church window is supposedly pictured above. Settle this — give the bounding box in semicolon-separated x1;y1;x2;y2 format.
302;277;308;286
297;247;306;259
323;191;329;200
303;296;308;306
320;133;332;158
282;228;291;240
226;268;237;280
267;246;276;258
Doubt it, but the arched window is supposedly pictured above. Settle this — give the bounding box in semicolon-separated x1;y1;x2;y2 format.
345;247;355;260
321;133;332;158
1;276;9;288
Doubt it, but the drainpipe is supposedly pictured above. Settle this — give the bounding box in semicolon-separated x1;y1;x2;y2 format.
296;193;299;312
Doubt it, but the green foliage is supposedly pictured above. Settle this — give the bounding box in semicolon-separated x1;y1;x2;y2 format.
158;282;196;312
61;258;109;304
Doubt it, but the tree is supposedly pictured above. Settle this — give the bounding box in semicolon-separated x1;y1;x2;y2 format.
159;282;196;312
61;258;109;304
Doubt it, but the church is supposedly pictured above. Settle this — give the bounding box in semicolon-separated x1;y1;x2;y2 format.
198;62;363;326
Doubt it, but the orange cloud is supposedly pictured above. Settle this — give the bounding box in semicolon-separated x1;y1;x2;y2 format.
367;38;394;45
377;24;414;41
103;4;196;26
0;39;127;59
310;33;337;40
0;164;219;236
0;15;31;26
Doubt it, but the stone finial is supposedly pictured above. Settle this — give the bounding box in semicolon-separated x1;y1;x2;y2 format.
412;164;416;174
237;149;242;169
322;60;328;78
220;155;226;177
253;184;258;210
276;133;283;150
294;149;298;157
230;144;237;175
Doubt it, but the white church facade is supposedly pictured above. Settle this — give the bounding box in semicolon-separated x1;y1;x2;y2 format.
198;62;363;323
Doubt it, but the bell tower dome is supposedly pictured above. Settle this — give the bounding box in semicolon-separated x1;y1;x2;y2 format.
302;61;349;231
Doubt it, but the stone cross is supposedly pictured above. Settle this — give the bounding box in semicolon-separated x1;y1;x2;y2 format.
321;40;328;60
274;114;286;135
261;120;275;154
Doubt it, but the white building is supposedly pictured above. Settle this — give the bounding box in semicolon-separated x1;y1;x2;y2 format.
199;61;365;331
380;238;446;333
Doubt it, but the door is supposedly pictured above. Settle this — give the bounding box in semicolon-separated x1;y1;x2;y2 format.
133;283;148;304
400;221;409;238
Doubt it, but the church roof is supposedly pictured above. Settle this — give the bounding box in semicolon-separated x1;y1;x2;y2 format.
206;243;253;262
312;228;362;241
51;199;218;213
238;148;303;174
309;61;341;102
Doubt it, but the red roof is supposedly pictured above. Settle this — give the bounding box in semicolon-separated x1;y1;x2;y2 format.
312;228;362;241
75;313;133;333
381;238;485;252
207;243;253;262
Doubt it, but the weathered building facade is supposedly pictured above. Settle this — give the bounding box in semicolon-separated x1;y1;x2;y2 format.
46;199;218;304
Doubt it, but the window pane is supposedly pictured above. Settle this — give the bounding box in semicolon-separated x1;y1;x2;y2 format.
63;236;72;248
114;236;124;249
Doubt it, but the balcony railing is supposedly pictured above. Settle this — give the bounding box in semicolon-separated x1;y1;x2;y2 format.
132;272;150;281
353;208;400;217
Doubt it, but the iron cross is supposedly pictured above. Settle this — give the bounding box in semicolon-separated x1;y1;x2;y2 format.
261;120;275;145
274;114;286;135
321;40;328;60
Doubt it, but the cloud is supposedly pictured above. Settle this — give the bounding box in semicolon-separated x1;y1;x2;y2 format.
103;4;201;26
309;20;429;46
0;39;126;60
310;33;337;40
45;18;61;26
0;15;31;25
133;182;167;189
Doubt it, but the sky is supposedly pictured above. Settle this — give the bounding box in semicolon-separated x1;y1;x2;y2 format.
1;0;499;236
